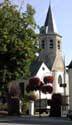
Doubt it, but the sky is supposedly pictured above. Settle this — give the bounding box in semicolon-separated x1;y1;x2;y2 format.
1;0;72;65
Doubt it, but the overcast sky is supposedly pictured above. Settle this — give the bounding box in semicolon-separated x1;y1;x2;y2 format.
1;0;72;65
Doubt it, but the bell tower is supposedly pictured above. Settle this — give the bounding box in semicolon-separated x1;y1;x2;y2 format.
39;4;64;71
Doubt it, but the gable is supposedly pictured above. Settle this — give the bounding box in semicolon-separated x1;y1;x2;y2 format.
36;62;52;81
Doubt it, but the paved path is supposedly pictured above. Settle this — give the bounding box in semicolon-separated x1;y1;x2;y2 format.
0;123;39;125
0;115;72;125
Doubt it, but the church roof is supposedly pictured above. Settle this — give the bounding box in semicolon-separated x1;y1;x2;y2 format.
67;60;72;68
30;58;43;76
44;4;58;34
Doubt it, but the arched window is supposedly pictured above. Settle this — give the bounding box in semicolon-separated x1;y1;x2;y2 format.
58;75;62;85
50;39;53;49
42;40;45;49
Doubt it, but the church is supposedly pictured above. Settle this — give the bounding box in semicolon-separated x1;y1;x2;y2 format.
8;4;71;116
30;4;69;109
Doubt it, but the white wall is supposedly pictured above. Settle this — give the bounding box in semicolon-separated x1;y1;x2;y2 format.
52;71;64;94
52;70;69;96
36;63;52;82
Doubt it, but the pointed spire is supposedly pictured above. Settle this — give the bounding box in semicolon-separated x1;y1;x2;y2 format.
44;4;58;34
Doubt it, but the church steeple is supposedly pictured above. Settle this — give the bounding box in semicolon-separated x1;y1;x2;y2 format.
44;4;58;34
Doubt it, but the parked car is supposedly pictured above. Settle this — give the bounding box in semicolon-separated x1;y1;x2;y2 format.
67;110;72;120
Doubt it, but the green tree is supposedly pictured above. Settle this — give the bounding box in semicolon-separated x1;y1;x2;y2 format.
0;0;38;89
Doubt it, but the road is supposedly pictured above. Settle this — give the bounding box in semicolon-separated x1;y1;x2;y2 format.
0;115;72;125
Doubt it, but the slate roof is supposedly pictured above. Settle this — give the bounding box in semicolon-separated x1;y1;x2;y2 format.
67;60;72;68
44;4;58;33
30;58;43;76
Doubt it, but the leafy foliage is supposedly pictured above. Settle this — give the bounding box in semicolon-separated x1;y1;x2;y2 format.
0;0;38;89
